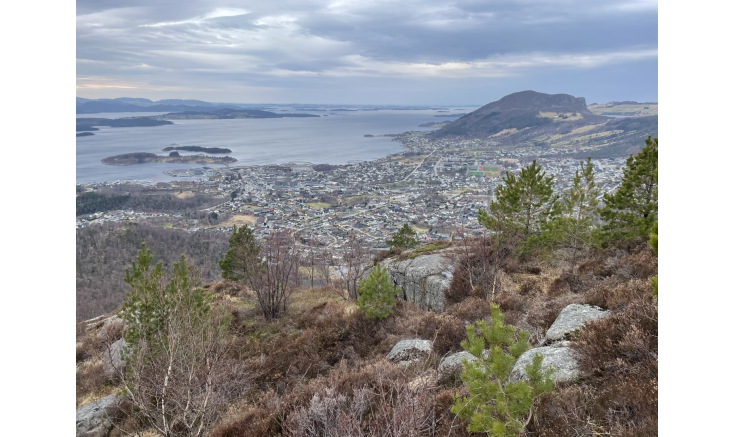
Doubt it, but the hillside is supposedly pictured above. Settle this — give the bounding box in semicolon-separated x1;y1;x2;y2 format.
430;90;608;140
426;90;657;158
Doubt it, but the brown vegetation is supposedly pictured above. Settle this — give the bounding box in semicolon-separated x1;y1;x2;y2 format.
76;238;657;436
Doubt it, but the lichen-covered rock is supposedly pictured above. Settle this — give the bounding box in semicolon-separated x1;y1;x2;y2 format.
545;304;611;343
437;351;477;379
102;338;126;380
76;395;124;437
379;253;451;311
509;346;580;383
386;339;432;364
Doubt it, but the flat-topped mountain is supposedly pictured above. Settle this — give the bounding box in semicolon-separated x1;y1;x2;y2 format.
430;90;608;139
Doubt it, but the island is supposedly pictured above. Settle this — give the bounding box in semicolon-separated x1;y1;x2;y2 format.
77;132;95;137
153;108;320;120
76;125;99;132
434;113;467;117
418;121;451;128
162;146;233;154
101;152;237;166
77;117;174;128
363;134;374;137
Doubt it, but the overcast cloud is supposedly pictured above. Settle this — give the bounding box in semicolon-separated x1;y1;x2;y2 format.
76;0;658;104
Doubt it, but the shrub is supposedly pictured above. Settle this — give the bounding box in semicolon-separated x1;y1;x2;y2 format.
451;304;555;436
357;264;399;320
531;296;658;436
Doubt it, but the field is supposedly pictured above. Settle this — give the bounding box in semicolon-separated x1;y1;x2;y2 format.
587;103;658;116
305;202;331;209
538;111;583;121
217;214;256;227
174;191;196;199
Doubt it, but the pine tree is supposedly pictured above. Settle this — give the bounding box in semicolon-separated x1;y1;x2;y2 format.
219;224;262;282
599;136;658;242
451;304;555;437
356;264;400;319
515;160;558;239
386;223;419;250
537;157;600;273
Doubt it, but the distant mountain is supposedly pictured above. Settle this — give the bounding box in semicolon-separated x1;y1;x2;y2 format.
76;97;230;114
155;99;216;107
76;101;223;114
430;90;608;140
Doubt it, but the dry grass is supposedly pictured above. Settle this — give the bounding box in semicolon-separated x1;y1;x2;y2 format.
217;214;256;227
174;191;196;199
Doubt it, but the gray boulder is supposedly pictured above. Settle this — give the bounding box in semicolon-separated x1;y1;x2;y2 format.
509;346;580;383
545;304;611;343
437;351;477;379
386;339;432;365
76;395;124;437
102;338;127;380
379;253;452;311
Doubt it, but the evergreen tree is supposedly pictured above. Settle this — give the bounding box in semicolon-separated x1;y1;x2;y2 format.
537;157;600;272
386;223;419;250
219;225;262;282
451;304;555;437
599;136;658;242
356;264;400;319
515;160;558;239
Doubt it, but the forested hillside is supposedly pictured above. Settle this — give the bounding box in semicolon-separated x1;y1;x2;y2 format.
76;223;229;321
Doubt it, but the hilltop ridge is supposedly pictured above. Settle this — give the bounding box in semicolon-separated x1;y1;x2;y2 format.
430;90;609;140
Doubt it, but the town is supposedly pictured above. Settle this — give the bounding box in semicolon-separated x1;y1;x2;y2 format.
75;131;628;250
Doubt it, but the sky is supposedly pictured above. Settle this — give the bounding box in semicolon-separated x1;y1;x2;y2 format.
76;0;658;105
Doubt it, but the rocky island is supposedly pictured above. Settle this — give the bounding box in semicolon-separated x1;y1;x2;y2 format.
101;152;237;166
162;146;233;154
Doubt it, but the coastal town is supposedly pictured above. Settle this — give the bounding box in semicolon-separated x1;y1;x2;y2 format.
76;132;628;249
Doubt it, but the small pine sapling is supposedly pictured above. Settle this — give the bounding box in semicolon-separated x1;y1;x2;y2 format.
451;304;555;436
357;264;400;319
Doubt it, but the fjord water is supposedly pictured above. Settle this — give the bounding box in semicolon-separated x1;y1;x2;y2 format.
75;109;468;184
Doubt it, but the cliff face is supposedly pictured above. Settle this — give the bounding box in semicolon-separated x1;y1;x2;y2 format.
429;90;608;140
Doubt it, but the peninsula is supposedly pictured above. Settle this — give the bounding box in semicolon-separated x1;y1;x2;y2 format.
101;152;237;166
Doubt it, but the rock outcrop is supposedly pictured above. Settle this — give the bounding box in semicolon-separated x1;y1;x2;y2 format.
509;345;580;383
76;395;125;437
545;304;611;344
102;338;126;380
380;253;452;311
437;351;477;379
386;339;432;366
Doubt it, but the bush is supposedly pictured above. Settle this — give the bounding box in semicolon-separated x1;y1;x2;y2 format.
451;304;555;436
357;264;399;320
530;296;658;436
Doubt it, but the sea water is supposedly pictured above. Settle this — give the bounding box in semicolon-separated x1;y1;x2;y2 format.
75;109;473;184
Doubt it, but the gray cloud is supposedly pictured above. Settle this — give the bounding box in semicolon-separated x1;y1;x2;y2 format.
76;0;658;104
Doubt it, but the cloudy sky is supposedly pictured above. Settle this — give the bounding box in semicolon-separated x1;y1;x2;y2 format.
76;0;658;105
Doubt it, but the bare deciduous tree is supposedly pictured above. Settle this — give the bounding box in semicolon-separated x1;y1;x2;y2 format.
249;232;302;320
111;245;247;437
337;232;372;301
